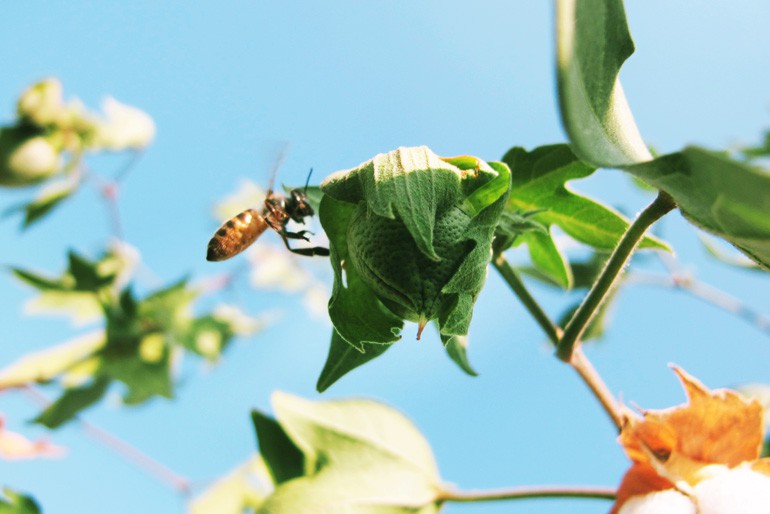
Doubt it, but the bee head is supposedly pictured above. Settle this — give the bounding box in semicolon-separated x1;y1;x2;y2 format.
288;189;314;219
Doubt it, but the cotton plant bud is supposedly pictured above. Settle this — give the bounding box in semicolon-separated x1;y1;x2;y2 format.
320;146;510;343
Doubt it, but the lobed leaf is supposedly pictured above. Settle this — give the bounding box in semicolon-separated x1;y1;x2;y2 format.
503;145;667;252
189;455;273;514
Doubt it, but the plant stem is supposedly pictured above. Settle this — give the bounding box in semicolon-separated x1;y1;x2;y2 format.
571;347;624;428
492;254;622;429
556;191;676;361
438;485;615;503
492;255;561;344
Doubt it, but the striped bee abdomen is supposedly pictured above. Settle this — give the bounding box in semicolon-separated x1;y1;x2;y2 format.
206;208;269;261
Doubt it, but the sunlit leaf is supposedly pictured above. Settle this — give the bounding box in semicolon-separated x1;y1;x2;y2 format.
503;145;667;251
189;455;273;514
0;330;105;388
255;392;443;514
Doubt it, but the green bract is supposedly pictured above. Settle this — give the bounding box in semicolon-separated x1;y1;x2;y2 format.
318;147;510;386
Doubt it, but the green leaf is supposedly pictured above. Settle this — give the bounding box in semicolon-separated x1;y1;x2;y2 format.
503;145;668;251
251;410;304;484
32;376;110;428
699;233;763;271
556;1;770;271
68;250;114;291
319;194;403;351
189;456;273;514
10;267;72;291
20;179;77;228
255;392;442;514
556;0;652;166
0;330;105;388
0;488;41;514
316;329;392;392
98;340;173;405
440;333;477;377
518;230;572;289
627;148;770;270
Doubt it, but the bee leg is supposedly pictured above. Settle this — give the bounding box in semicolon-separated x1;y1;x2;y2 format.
279;231;330;257
282;229;313;242
288;246;330;257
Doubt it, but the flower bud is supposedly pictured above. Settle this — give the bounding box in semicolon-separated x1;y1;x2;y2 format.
0;126;61;186
17;78;64;127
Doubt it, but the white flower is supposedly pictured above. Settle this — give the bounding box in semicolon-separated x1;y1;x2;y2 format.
93;97;155;150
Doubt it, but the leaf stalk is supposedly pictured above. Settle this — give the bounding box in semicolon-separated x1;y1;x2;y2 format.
556;191;675;361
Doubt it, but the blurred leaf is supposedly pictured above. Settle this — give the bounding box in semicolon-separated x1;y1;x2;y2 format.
503;145;667;251
739;130;770;161
23;291;102;326
32;377;110;429
251;411;304;484
0;330;105;388
256;392;442;514
19;179;77;228
10;268;71;291
189;455;273;514
67;251;114;291
0;488;41;514
316;330;392;392
10;249;123;325
556;0;652;166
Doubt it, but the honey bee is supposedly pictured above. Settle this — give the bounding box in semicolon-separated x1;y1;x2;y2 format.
206;169;329;262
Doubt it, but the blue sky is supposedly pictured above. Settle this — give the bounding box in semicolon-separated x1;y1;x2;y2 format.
2;2;770;513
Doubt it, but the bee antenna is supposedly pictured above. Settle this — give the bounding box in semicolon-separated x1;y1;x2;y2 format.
303;168;314;194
